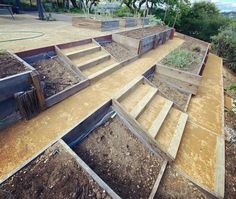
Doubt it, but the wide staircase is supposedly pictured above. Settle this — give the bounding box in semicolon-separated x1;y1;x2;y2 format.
60;41;119;79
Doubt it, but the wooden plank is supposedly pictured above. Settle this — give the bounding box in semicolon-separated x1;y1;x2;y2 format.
0;111;22;131
66;46;101;58
45;79;90;108
157;73;198;95
30;71;45;111
130;87;158;118
57;38;92;50
156;64;202;86
149;100;173;138
167;113;188;160
112;33;139;52
148;160;168;199
59;140;121;199
215;136;225;199
55;45;87;80
78;54;111;71
112;99;172;161
113;76;143;100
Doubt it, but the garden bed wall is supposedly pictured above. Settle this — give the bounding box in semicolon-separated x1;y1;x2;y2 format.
0;51;36;130
119;17;138;27
112;27;175;55
62;100;168;198
17;43;90;108
138;17;150;26
72;17;119;31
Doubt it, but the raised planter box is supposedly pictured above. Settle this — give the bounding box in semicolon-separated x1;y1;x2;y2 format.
0;51;35;130
72;17;120;31
112;26;175;55
62;100;168;199
119;17;137;27
17;44;90;108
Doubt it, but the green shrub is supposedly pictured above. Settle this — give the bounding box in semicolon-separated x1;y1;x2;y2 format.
162;49;201;69
115;6;132;17
211;21;236;72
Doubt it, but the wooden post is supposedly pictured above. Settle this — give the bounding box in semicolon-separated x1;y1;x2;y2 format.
30;71;45;111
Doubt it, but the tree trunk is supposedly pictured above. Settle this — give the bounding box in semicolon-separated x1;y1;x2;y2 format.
70;0;78;8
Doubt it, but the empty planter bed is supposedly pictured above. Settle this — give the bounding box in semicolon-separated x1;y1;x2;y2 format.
63;101;167;199
72;17;119;31
0;50;35;130
0;141;118;199
17;46;89;108
113;25;175;55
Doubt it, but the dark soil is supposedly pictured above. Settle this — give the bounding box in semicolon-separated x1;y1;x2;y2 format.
161;40;207;74
32;57;80;98
148;74;190;111
102;42;136;62
0;51;28;78
74;115;164;199
156;165;211;199
119;26;167;39
0;142;110;199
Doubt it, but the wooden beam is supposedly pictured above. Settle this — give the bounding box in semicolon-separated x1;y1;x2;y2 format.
148;160;168;199
130;87;158;119
156;64;202;86
157;73;198;95
167;112;188;160
112;99;172;161
30;71;45;111
55;45;87;81
59;140;121;199
113;76;143;100
148;100;173;138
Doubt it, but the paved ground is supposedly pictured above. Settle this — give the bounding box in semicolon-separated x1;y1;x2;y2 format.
0;12;139;52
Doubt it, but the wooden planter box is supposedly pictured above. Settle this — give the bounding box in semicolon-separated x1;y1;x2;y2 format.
112;26;175;55
72;17;119;31
0;51;36;130
17;45;90;108
119;17;137;27
138;17;150;26
62;100;168;198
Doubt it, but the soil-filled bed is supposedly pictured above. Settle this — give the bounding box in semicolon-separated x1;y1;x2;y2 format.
148;74;190;111
31;56;80;98
102;41;136;62
0;51;28;78
160;40;207;74
155;165;209;199
74;115;164;199
0;142;111;199
119;26;167;39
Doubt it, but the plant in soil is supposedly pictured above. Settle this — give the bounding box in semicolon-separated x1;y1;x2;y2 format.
162;45;202;70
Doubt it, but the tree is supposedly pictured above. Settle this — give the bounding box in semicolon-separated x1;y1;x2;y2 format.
212;20;236;72
177;1;229;42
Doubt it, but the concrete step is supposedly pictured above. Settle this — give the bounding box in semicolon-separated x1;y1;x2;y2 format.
67;46;101;59
82;58;117;77
119;82;152;113
129;87;158;119
61;42;98;55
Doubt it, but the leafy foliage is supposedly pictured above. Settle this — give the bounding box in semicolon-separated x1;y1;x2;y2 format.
176;1;229;42
211;21;236;72
162;48;201;69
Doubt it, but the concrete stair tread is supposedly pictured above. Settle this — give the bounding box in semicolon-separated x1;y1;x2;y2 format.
71;50;109;66
66;46;101;58
82;58;117;77
120;83;152;113
130;87;158;119
148;100;173;138
61;42;98;55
